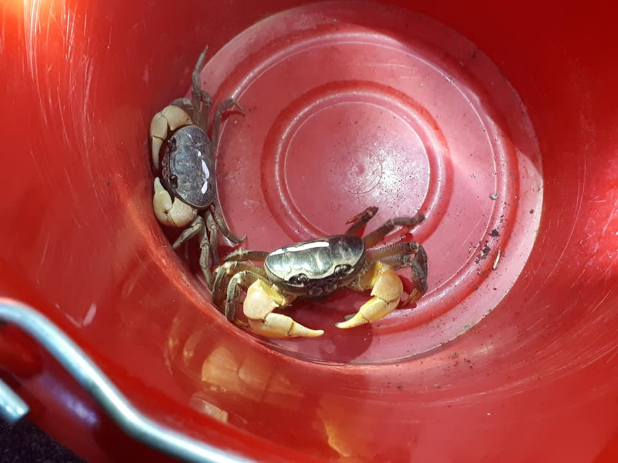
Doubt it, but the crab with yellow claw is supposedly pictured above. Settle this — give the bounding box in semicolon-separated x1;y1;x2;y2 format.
149;45;245;287
212;207;428;338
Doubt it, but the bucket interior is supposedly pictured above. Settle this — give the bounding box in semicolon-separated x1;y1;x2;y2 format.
2;1;618;461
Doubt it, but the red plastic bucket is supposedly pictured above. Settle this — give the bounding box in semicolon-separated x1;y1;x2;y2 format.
1;1;617;462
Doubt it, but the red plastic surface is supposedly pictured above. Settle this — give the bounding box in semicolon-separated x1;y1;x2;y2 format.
1;0;618;462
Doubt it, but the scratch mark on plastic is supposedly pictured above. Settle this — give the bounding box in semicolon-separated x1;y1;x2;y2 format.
65;312;81;327
546;153;587;285
64;7;75;62
458;214;484;257
34;234;52;285
83;303;97;326
39;234;51;268
24;0;42;80
604;346;618;365
524;315;545;332
107;25;112;50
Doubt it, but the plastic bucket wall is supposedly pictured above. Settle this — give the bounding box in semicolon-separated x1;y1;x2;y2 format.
1;1;618;462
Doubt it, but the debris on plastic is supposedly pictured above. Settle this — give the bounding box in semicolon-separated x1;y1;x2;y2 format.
475;242;492;264
493;249;502;271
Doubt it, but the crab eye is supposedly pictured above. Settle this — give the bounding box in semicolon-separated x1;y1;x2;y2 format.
289;273;309;286
170;174;178;188
167;138;177;151
334;264;351;276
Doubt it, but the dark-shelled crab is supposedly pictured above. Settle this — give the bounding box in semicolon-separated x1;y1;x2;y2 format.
149;45;245;287
212;207;428;338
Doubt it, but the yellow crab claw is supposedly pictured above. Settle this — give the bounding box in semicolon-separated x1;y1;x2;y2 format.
336;265;403;329
153;177;196;227
150;105;192;169
244;280;324;338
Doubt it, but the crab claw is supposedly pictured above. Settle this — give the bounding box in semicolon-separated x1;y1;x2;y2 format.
150;105;192;169
244;280;324;338
336;264;403;329
153;177;197;227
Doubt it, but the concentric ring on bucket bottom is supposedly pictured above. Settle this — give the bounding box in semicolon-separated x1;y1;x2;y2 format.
261;81;450;243
198;2;543;364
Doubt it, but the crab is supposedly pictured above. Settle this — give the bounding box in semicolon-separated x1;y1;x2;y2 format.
212;207;428;338
150;45;245;287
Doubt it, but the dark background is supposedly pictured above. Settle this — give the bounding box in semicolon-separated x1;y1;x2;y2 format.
0;419;85;463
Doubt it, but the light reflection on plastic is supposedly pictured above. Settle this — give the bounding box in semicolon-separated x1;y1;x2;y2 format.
189;393;229;424
40;373;99;427
166;315;306;432
199;346;306;406
3;0;24;18
317;395;365;461
63;391;99;427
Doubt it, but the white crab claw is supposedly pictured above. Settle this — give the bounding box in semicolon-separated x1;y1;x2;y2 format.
244;280;324;338
150;105;192;169
336;266;403;329
153;177;196;227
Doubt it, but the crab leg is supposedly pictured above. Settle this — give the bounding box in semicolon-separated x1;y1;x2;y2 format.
204;210;220;266
366;240;419;261
363;213;425;248
172;215;204;249
367;241;428;296
344;206;378;235
336;262;403;329
198;91;212;133
223;249;269;263
243;279;324;338
222;270;267;322
211;98;245;149
191;45;211;128
192;45;209;95
150;105;193;169
380;249;428;305
211;201;246;245
215;266;323;337
197;211;221;288
212;262;267;310
165;213;216;288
